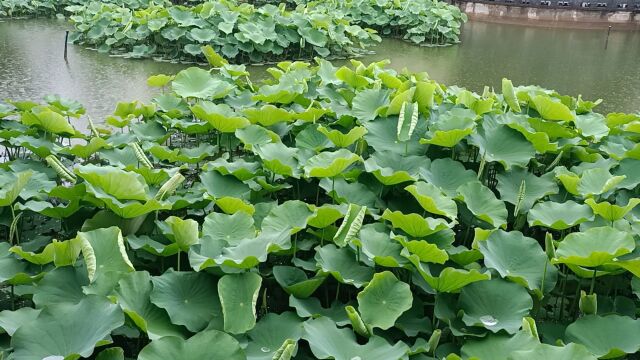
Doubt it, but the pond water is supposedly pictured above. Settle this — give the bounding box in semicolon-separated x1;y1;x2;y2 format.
1;18;638;122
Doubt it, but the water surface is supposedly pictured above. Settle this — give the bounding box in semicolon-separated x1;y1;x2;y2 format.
0;18;638;121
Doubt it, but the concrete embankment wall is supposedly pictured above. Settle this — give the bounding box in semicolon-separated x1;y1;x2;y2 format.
459;2;640;28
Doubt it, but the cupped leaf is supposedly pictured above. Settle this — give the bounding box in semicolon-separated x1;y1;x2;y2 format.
528;201;594;230
554;227;635;268
405;181;458;220
565;315;640;358
172;67;233;99
304;149;361;178
382;209;452;238
138;330;245;360
315;244;374;288
218;272;262;334
456;181;508;229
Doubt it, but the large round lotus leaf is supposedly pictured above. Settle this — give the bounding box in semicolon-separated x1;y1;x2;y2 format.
315;244;374;288
459;279;533;334
509;343;598;360
0;307;41;336
351;88;391;122
243;104;293;127
76;164;149;201
364;117;427;155
302;317;410;360
462;332;538;360
200;170;251;199
307;204;346;229
150;269;222;332
218;272;262;334
171;67;233;99
405;181;458;220
138;330;245;360
585;198;640;222
273;266;325;298
478;230;557;296
363;151;424;185
419;158;477;197
11;295;124;360
245;312;304;360
468;118;536;170
495;167;558;213
577;168;625;197
565;315;640;358
191;101;250;133
21;105;76;135
527;200;594;230
203;211;255;246
531;95;575;121
357;271;412;330
554;226;635;268
31;266;87;307
320;177;378;209
254;142;299;177
114;271;185;340
0;170;32;206
77;226;134;283
456;181;508;229
261;200;314;234
381;209;451;238
303;149;361;178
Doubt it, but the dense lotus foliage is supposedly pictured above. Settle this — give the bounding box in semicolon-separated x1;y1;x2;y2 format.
1;50;640;359
0;0;167;17
67;0;382;62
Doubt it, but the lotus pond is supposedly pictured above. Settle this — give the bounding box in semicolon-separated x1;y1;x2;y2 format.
1;41;640;358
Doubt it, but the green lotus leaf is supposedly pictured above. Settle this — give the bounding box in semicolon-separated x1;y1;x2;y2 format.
333;203;366;247
395;235;449;264
114;271;185;340
456;89;495;115
575;113;609;141
127;235;179;257
31;266;87;307
612;158;640;190
356;224;407;267
288;296;350;326
528;200;594;230
531;95;575;121
138;330;244;360
351;88;391;122
262;200;314;234
254;142;300;178
419;158;477;197
303;149;361;178
147;74;174;88
0;307;41;336
456;181;508;229
201;169;251;199
573;168;625;197
364;116;428;155
273;266;326;298
405;181;458;220
243;104;293;126
317;125;367;148
497;114;558;153
462;331;539;360
78;226;134;283
245;312;304;360
315;244;374;288
363;151;424;185
172;67;233;99
76;164;149;201
585;198;640;221
203;211;255;246
421;108;476;147
387;88;415;116
9;135;61;158
336;66;371;89
150;269;222;332
496;167;558;214
10;237;81;266
302;317;410;360
204;157;260;181
320;177;378;209
459;279;533;334
407;254;490;292
509;343;597;360
191;101;250;133
95;347;125;360
382;209;452;238
219;272;262;334
357;271;412;330
468;118;536;170
478;230;557;295
565;315;640;358
163;216;199;252
554;227;635;268
502;78;521;112
21;105;76;135
0;170;32;206
308;204;346;229
62;137;110;159
235;124;279;150
11;295;124;360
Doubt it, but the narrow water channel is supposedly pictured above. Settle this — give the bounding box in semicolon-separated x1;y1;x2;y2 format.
1;18;638;121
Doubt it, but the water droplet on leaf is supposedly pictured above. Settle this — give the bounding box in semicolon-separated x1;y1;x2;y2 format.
480;315;498;326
